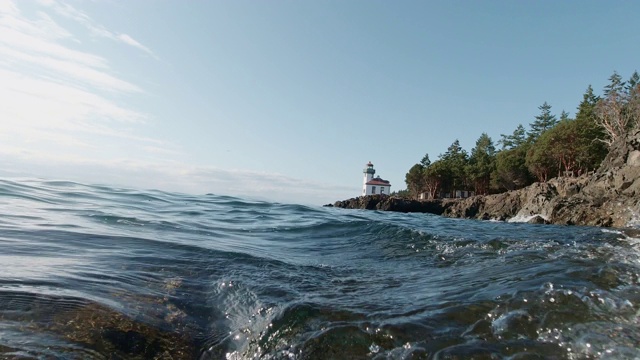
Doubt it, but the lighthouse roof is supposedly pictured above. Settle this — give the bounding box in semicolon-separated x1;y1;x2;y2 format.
366;176;391;186
363;161;376;174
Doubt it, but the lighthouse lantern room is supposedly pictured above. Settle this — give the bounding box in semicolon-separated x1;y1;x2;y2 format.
362;161;391;196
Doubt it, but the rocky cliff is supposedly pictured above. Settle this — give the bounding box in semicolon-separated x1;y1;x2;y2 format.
331;129;640;228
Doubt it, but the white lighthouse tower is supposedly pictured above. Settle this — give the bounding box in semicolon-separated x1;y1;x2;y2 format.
363;161;375;195
362;161;391;196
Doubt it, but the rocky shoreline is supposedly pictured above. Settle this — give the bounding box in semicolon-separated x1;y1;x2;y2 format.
329;129;640;228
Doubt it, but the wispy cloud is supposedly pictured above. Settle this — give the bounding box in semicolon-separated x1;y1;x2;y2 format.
117;34;155;57
0;0;348;204
0;0;164;160
38;0;158;59
0;149;354;204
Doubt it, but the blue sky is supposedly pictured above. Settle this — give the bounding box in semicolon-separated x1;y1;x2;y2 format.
0;1;638;204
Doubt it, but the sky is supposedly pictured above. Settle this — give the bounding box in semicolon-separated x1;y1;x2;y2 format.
0;0;639;205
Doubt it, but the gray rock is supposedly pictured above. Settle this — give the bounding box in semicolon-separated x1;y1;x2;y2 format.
527;215;550;224
332;129;640;228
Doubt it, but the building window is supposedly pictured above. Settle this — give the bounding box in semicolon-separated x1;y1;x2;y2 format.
372;186;376;194
381;187;384;194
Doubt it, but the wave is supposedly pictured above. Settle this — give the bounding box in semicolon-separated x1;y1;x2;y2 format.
1;178;639;358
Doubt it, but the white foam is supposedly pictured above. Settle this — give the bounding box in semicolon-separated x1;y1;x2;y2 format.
624;205;640;229
507;214;549;223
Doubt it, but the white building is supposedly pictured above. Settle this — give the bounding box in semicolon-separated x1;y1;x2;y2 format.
362;161;391;196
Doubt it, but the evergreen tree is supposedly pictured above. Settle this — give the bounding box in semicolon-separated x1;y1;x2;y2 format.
405;164;425;199
499;124;527;150
439;140;469;197
528;102;557;141
466;133;496;195
420;153;431;167
492;145;532;191
603;71;624;97
559;110;571;122
575;85;606;171
596;71;637;145
627;71;640;130
626;71;639;93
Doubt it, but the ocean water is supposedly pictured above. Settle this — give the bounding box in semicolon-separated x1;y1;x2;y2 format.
1;179;639;359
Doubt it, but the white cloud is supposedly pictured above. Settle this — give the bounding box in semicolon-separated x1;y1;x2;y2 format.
0;150;353;204
0;13;108;68
0;0;349;205
0;45;141;93
0;1;161;163
35;11;73;39
0;0;19;15
39;0;158;58
117;33;155;58
0;68;144;125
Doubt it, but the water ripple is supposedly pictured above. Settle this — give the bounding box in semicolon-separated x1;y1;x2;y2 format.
0;178;638;358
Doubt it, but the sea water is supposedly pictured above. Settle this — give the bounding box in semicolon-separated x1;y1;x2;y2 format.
0;178;639;359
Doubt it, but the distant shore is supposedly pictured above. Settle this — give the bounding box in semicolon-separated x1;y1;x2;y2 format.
329;129;640;228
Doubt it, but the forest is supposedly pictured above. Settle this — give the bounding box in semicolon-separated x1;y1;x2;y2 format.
401;70;640;199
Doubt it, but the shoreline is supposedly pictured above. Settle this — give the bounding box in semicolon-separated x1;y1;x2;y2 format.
328;129;640;228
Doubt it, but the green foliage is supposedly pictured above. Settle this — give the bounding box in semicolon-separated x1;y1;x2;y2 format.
492;145;531;191
390;189;410;198
439;140;469;195
466;133;496;195
402;71;636;198
596;70;640;145
423;160;449;199
604;71;624;97
405;163;425;198
420;153;431;167
528;102;557;141
527;120;580;181
626;71;639;93
525;139;554;182
499;124;527;150
628;71;640;130
575;85;607;171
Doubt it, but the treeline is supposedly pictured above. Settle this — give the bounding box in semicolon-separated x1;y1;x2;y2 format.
402;70;640;199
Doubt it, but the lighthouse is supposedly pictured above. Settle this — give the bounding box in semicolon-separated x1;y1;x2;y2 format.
362;161;391;196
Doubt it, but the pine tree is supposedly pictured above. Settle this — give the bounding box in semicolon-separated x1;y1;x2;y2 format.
499;124;527;150
628;71;640;130
627;71;639;93
420;153;431;167
528;102;557;141
575;85;606;171
466;133;496;195
596;71;636;145
603;71;624;97
439;140;469;197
